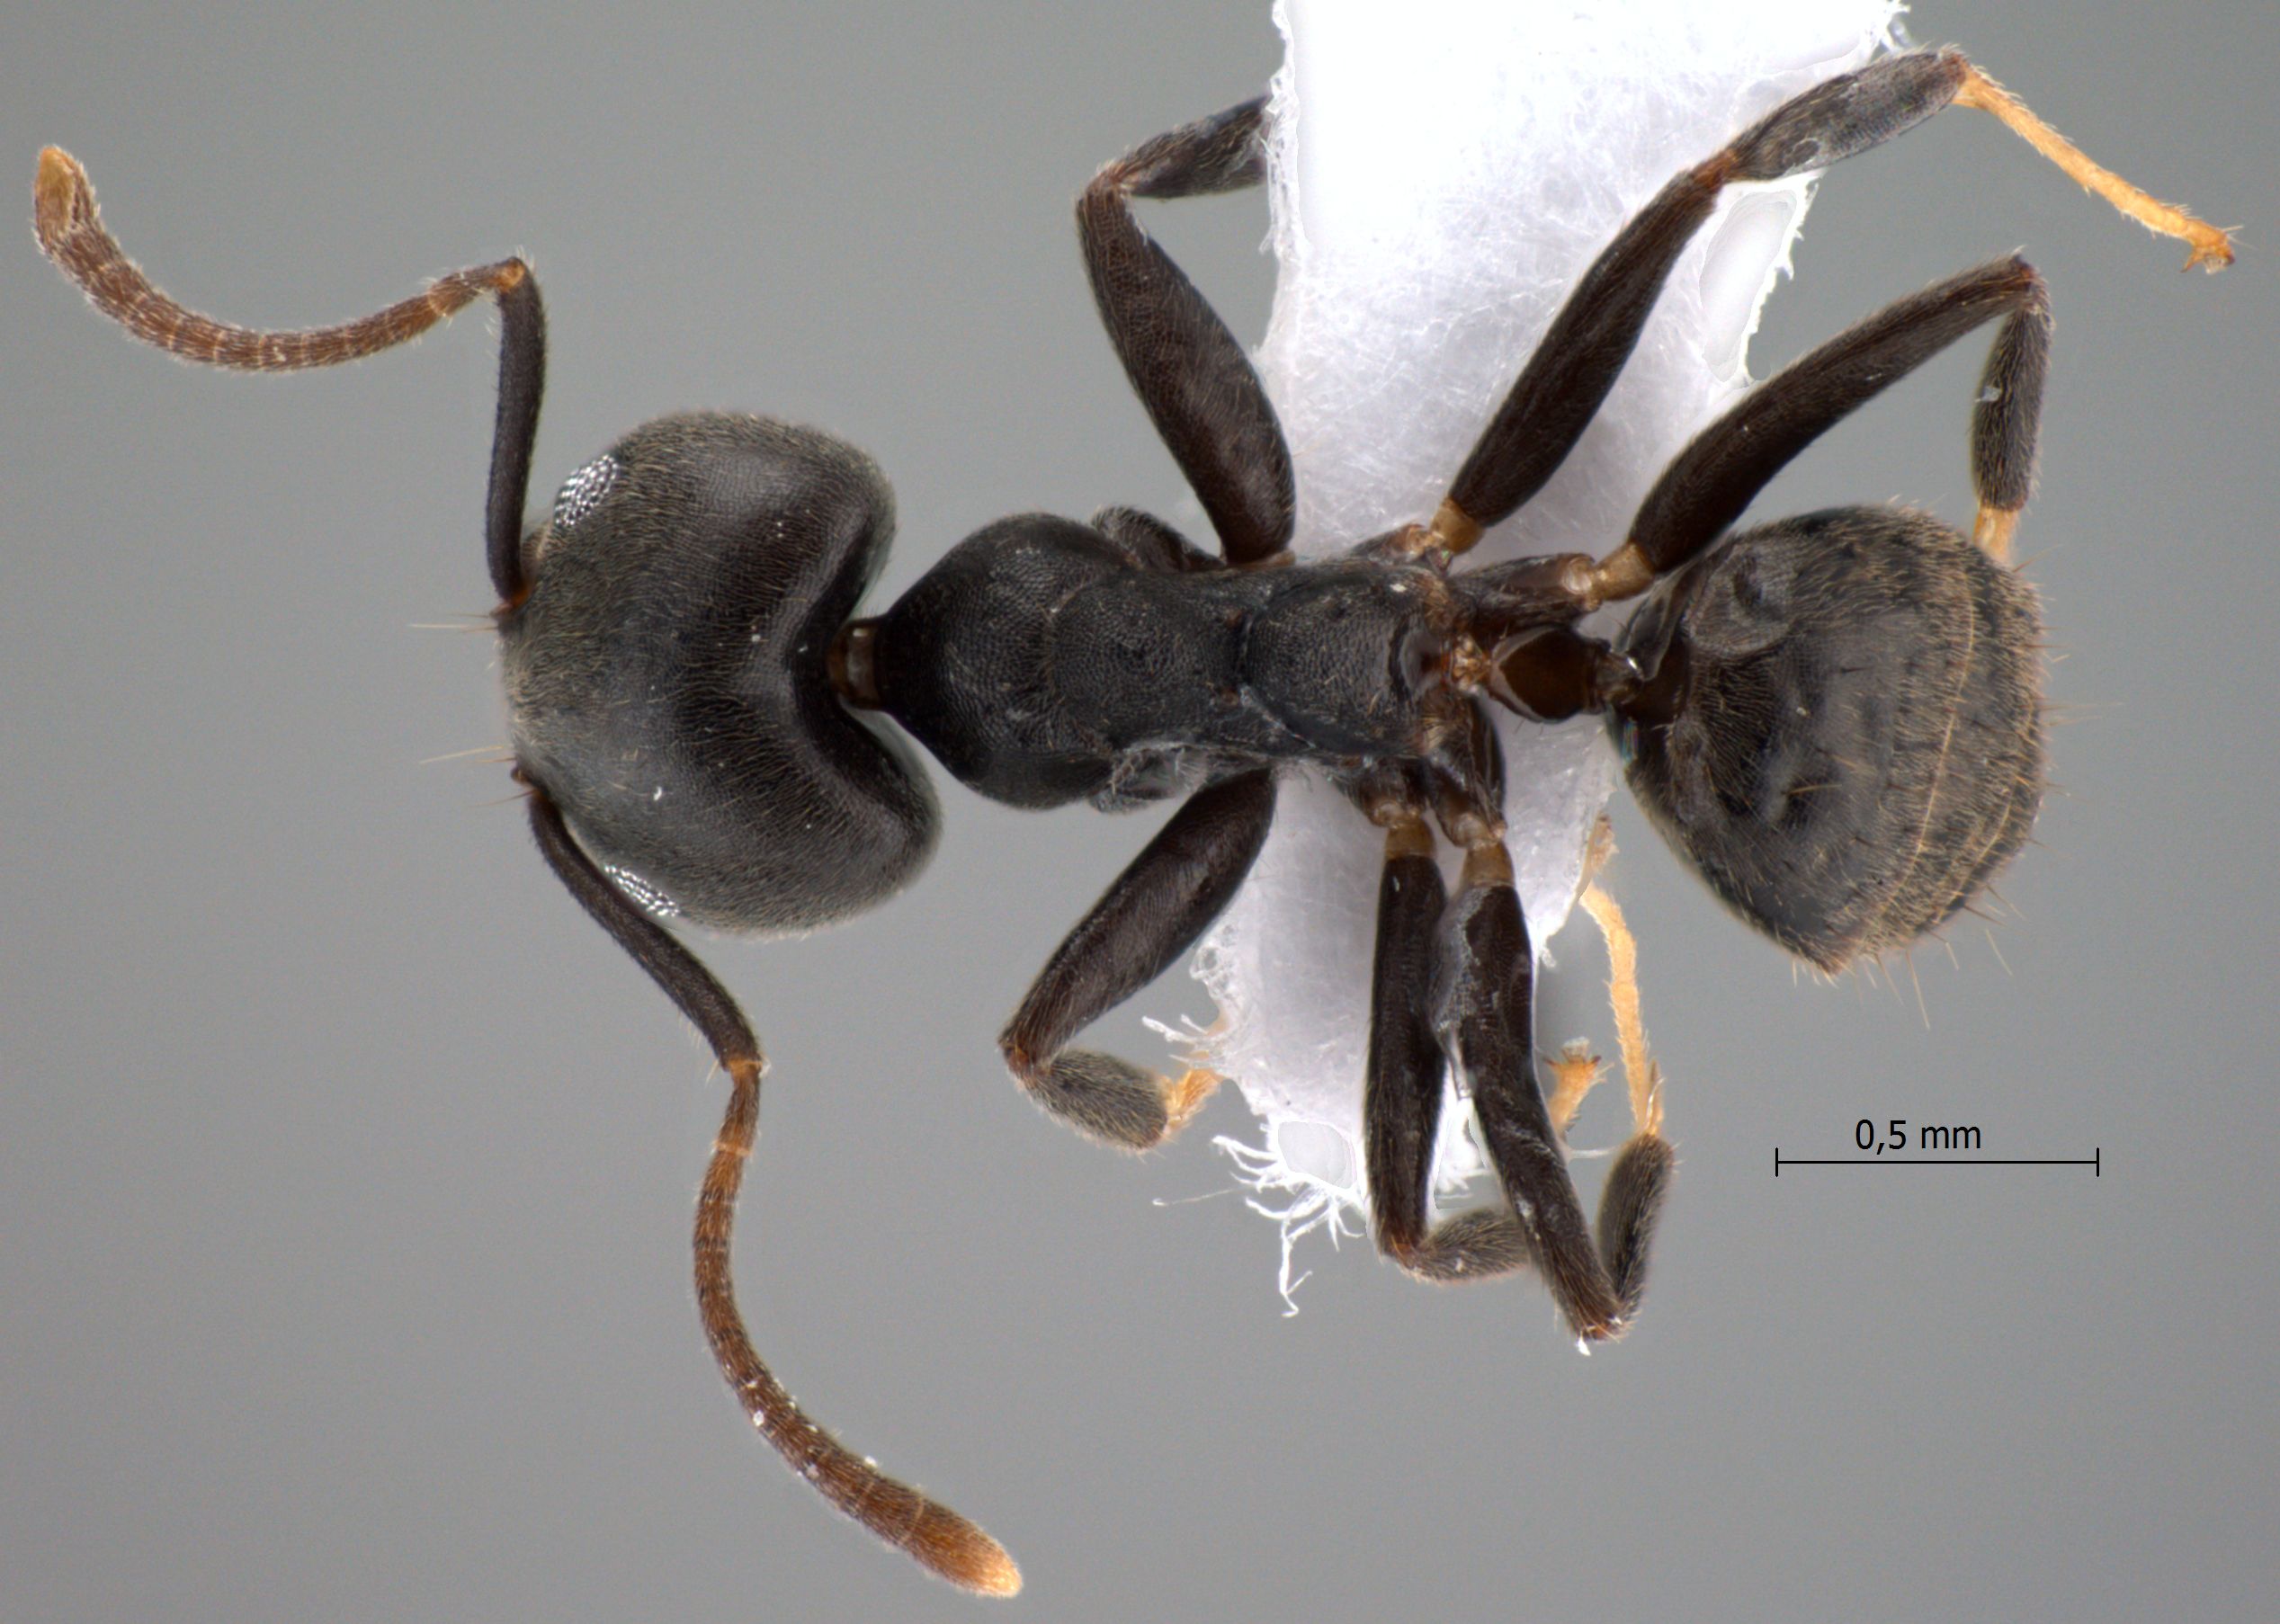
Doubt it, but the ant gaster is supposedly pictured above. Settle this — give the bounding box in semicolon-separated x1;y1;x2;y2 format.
37;49;2231;1597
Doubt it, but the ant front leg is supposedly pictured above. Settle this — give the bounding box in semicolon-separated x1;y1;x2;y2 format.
1079;98;1295;567
1001;770;1275;1150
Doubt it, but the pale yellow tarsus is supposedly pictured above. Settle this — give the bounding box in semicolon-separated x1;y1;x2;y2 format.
1545;1040;1605;1136
1162;1067;1222;1138
1577;819;1665;1138
1956;63;2234;272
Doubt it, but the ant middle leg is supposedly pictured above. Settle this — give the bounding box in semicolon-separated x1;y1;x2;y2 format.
1078;98;1295;568
1001;769;1276;1151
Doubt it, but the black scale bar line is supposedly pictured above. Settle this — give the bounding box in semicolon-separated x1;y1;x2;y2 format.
1775;1150;2100;1175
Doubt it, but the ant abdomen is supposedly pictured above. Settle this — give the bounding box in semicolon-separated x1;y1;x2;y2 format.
503;412;939;932
1614;506;2045;971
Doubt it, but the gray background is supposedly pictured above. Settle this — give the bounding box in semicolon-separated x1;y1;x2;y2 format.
6;4;2274;1620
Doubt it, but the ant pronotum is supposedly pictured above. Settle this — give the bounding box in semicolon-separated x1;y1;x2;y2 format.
35;47;2231;1597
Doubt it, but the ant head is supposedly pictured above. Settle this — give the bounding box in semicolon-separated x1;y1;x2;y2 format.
503;413;938;933
1610;508;2045;971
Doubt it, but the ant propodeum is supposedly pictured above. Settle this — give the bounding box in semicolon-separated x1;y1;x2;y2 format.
36;48;2230;1595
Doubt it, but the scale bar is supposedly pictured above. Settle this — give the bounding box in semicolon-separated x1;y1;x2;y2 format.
1775;1149;2099;1176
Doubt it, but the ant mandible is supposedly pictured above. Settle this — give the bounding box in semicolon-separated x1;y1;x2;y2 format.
36;47;2231;1597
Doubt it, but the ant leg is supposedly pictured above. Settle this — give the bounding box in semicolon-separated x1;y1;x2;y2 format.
32;147;545;607
1951;64;2233;272
523;783;1017;1597
1079;99;1296;567
1573;869;1675;1319
1970;278;2052;565
1359;778;1672;1310
1420;51;1972;555
1418;48;2225;558
1439;836;1628;1339
1596;1126;1675;1320
1001;770;1276;1150
1357;776;1533;1282
1598;256;2051;597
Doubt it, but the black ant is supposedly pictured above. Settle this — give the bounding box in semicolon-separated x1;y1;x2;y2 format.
36;48;2231;1597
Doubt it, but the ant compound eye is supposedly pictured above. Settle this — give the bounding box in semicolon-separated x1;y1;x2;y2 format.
503;413;938;934
550;453;619;532
1613;509;2044;970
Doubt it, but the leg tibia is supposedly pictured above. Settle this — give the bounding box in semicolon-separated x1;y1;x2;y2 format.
1079;101;1294;567
1623;257;2046;582
1597;1134;1676;1318
1001;771;1273;1151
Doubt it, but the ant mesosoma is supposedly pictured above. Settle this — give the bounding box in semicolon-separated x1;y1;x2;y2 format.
37;48;2230;1596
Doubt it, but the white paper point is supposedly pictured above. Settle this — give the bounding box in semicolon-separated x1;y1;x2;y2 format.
1188;0;1901;1284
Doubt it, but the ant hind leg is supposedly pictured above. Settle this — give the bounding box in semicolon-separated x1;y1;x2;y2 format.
1611;255;2052;591
1421;47;2224;562
1357;781;1533;1284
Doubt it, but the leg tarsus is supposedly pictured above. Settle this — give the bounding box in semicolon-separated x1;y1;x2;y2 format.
1576;852;1673;1324
1002;770;1274;1151
1543;1040;1605;1136
1952;60;2234;271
